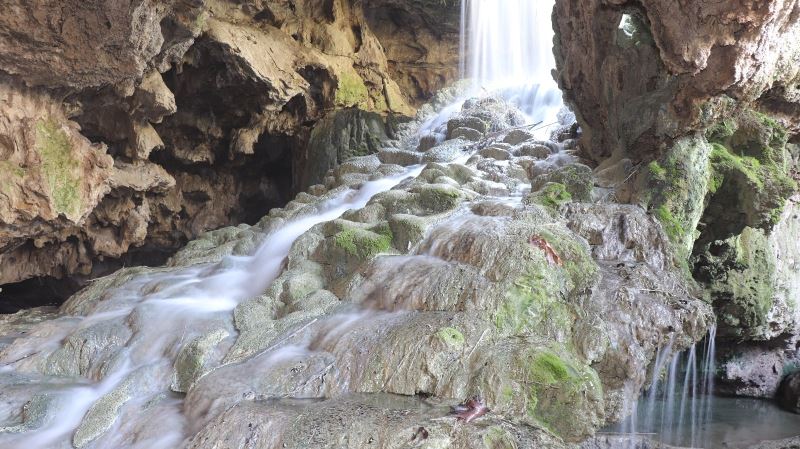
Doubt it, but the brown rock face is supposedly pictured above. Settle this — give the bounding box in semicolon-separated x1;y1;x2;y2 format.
553;0;800;162
0;0;460;300
0;0;204;89
365;0;462;101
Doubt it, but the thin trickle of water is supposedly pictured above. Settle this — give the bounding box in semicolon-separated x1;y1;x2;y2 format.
618;326;717;448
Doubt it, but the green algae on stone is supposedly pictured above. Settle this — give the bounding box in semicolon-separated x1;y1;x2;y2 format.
529;351;570;384
482;426;518;449
34;119;82;219
0;160;25;178
493;226;596;338
536;227;598;293
493;270;572;337
647;161;667;181
529;182;572;210
334;226;393;259
73;374;135;448
532;163;593;202
639;135;711;259
0;161;26;192
172;329;230;393
706;142;795;231
388;214;428;250
335;72;370;108
416;184;464;213
654;204;686;244
696;227;778;340
435;327;465;347
520;347;603;440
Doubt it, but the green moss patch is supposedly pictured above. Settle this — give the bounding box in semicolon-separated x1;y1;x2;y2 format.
333;226;393;259
417;184;463;213
519;347;603;439
640;136;712;268
697;228;777;339
529;352;570;384
335;72;369;108
435;327;465;347
530;182;572;210
35;119;82;218
493;227;595;337
482;426;517;449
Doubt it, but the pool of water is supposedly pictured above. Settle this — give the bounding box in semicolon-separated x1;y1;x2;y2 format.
609;395;800;448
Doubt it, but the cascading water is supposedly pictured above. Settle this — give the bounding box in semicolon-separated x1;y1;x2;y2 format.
612;328;717;449
420;0;565;148
0;3;576;448
460;0;563;131
6;2;777;449
0;166;425;449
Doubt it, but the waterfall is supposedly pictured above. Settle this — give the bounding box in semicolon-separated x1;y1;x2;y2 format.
618;326;717;448
460;0;563;128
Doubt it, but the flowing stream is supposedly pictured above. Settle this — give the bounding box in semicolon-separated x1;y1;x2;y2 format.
0;167;425;448
0;2;567;446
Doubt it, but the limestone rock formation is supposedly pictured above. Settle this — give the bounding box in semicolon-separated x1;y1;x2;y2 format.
778;371;800;413
554;0;800;404
0;94;713;449
553;0;800;163
0;0;461;301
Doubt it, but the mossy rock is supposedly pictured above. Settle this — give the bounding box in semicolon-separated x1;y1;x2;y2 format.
482;426;518;449
638;135;711;261
531;164;593;202
512;347;603;441
34;119;83;219
527;182;572;210
414;183;465;214
333;225;394;260
435;326;465;347
703;138;796;239
694;227;777;340
388;214;428;251
335;71;370;108
492;226;596;339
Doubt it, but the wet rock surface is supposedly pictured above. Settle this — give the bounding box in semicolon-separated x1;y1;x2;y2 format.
778;371;800;414
0;95;712;448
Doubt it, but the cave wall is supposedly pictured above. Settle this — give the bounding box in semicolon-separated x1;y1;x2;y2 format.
553;0;800;399
553;0;800;163
0;0;460;298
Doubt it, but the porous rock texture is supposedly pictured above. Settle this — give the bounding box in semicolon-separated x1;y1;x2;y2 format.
554;0;800;401
0;93;713;449
554;0;800;164
0;0;461;296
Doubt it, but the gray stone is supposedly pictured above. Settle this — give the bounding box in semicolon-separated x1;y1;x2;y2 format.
778;371;800;413
377;148;424;166
449;126;482;142
296;109;388;191
479;146;512;160
503;129;535;145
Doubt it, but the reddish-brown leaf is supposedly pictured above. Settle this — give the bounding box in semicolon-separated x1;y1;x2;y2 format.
529;235;563;266
450;396;490;423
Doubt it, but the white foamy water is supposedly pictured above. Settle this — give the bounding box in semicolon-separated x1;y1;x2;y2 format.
0;2;572;446
0;166;424;449
461;0;563;133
